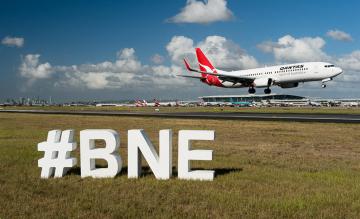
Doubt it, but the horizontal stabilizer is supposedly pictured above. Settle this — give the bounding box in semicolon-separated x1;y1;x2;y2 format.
176;75;203;79
184;58;191;71
182;55;255;84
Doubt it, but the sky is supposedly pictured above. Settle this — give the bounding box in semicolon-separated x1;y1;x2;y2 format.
1;0;360;102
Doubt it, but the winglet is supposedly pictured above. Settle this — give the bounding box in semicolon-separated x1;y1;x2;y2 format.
183;58;191;71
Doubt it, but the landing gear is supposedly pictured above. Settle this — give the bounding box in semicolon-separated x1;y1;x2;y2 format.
264;88;271;94
321;78;331;88
248;87;256;94
264;78;272;94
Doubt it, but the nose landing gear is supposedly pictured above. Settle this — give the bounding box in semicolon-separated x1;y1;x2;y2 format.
321;78;332;88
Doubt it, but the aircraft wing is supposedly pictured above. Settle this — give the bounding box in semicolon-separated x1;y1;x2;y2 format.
182;58;255;83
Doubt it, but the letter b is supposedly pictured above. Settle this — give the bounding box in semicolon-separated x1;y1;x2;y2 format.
80;129;122;178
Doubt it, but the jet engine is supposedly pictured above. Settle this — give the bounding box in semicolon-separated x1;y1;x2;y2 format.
253;78;270;87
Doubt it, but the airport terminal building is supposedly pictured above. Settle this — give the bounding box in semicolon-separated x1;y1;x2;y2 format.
198;94;360;107
199;94;306;103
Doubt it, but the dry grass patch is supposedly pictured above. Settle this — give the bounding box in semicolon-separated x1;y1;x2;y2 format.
1;113;360;218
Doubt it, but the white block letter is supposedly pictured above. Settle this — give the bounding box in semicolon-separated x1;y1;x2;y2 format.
178;130;215;181
128;129;172;179
80;129;122;178
37;130;77;178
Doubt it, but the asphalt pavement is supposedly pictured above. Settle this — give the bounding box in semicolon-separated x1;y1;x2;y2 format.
1;109;360;123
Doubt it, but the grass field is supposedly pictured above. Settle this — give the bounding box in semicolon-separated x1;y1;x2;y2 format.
2;105;360;115
1;113;360;218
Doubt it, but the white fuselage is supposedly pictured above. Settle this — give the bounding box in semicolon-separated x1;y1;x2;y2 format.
217;62;343;88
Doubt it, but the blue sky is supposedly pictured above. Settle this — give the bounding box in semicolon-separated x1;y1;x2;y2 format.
1;0;360;101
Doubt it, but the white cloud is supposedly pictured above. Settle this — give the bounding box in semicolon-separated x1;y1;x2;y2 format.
2;36;24;48
21;48;188;90
167;0;234;24
150;65;189;88
257;35;330;63
19;35;258;91
151;54;165;64
57;48;157;89
326;29;353;42
256;41;276;53
166;35;258;69
197;36;258;69
336;51;360;72
19;54;53;85
166;36;195;65
335;50;360;82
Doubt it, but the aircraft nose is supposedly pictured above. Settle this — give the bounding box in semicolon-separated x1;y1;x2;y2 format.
333;67;343;76
337;67;343;75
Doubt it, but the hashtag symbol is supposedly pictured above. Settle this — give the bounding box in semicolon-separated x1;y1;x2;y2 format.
38;130;77;178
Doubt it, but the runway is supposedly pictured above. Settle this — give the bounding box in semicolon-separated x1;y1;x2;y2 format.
1;109;360;123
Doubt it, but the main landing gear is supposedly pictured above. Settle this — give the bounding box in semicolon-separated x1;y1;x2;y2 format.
248;87;256;94
249;78;273;94
264;78;273;94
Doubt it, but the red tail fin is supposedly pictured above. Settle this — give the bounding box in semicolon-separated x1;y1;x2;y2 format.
195;48;216;74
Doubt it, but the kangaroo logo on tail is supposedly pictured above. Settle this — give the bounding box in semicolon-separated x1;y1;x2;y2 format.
195;48;217;78
180;47;223;87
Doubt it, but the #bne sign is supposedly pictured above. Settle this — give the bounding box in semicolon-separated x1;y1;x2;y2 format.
38;129;215;181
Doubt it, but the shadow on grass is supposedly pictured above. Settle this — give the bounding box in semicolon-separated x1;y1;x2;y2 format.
214;168;243;177
67;165;242;178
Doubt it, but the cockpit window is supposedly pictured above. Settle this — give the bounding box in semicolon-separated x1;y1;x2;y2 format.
325;65;335;68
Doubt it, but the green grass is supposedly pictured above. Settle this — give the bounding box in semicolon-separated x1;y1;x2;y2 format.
2;105;360;114
1;113;360;218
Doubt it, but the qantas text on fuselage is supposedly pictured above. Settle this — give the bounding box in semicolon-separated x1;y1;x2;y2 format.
178;48;343;94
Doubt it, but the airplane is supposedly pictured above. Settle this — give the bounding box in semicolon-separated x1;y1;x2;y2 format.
178;48;343;94
342;101;359;107
135;100;148;107
135;99;178;107
309;101;321;107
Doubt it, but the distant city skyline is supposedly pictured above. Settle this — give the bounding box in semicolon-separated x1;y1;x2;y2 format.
1;0;360;101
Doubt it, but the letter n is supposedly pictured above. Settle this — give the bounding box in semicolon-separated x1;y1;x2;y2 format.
128;129;172;179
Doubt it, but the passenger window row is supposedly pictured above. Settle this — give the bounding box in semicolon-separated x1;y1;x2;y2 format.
245;68;308;77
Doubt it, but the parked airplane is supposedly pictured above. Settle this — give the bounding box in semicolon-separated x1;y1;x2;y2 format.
135;100;148;107
342;102;359;107
135;99;179;107
309;101;321;107
178;48;343;94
